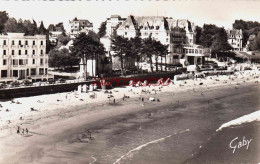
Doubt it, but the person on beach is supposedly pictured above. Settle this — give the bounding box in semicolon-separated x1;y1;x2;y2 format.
25;128;28;135
17;126;20;134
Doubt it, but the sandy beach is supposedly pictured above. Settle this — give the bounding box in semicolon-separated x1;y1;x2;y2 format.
0;69;260;164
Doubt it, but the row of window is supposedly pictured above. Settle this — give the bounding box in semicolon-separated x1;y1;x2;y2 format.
1;40;44;46
1;68;48;78
2;50;44;55
2;59;46;65
185;49;203;54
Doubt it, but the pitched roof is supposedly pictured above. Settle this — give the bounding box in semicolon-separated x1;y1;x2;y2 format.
227;29;242;36
117;16;166;30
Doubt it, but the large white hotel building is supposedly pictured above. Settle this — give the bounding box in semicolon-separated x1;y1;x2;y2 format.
0;33;52;82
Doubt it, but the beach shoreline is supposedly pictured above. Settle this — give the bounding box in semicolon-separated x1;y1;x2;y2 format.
0;70;259;163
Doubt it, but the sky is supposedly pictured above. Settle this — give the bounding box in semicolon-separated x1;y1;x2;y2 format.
0;0;260;32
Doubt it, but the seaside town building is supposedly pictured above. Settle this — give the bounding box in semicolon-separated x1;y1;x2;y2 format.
0;33;52;82
116;15;201;71
226;29;243;52
106;15;126;37
68;17;93;38
49;22;65;45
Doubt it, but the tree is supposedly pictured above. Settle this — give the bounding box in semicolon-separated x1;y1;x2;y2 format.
141;37;158;73
0;11;9;33
154;40;168;72
71;32;105;78
248;32;260;51
97;21;107;38
17;18;27;33
200;24;220;48
210;28;232;53
195;26;202;45
111;35;131;75
48;49;62;69
129;36;142;71
48;24;56;31
57;33;70;46
38;21;47;35
4;18;19;33
23;20;38;35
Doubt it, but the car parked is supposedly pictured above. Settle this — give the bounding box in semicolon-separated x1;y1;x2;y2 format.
57;78;66;83
10;81;20;87
21;80;33;86
48;78;55;84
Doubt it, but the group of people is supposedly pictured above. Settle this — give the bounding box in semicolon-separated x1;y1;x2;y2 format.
17;126;28;136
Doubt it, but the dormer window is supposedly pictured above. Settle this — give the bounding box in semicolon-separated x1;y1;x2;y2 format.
156;26;159;30
151;26;154;29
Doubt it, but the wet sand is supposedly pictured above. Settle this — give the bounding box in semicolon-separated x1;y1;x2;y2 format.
0;81;259;164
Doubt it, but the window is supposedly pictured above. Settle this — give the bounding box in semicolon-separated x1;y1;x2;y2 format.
25;50;28;55
125;32;127;35
3;40;6;45
40;59;43;65
31;68;36;75
12;40;15;45
33;41;35;45
32;59;35;64
1;70;7;78
41;41;43;45
39;68;44;75
191;49;194;53
19;50;21;55
41;50;43;55
3;59;6;65
166;38;169;42
19;40;21;45
13;70;18;77
19;59;23;65
33;50;35;55
25;41;28;45
12;50;14;55
3;50;6;55
195;50;198;54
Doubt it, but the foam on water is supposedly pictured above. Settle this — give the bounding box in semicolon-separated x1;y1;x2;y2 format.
113;129;190;164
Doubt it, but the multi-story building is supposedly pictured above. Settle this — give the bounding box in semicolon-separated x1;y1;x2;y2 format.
226;29;243;51
68;17;93;38
0;33;52;82
106;15;126;37
49;23;65;45
116;15;198;71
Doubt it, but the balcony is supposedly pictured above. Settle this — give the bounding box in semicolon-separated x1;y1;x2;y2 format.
1;45;8;48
